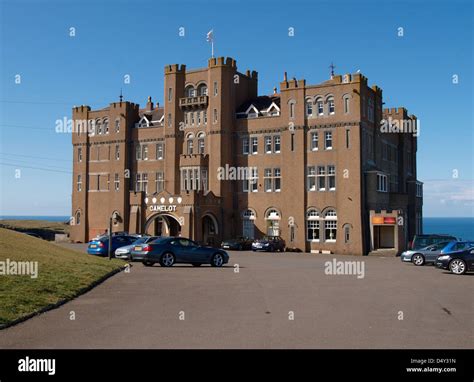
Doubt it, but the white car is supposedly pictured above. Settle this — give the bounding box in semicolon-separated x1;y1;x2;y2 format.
115;236;158;259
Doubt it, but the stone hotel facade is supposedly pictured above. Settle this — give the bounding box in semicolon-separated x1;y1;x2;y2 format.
70;56;423;255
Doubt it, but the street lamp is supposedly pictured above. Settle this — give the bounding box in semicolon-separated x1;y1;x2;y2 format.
108;211;121;260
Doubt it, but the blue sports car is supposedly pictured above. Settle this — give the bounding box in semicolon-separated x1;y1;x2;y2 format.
131;237;230;267
87;235;137;256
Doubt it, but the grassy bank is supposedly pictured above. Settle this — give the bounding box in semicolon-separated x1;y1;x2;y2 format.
0;219;70;241
0;228;124;327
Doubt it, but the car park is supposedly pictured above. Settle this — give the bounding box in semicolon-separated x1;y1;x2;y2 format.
251;236;286;252
408;234;457;250
131;237;229;267
221;236;253;250
87;235;137;256
116;236;159;260
400;241;452;266
436;247;474;275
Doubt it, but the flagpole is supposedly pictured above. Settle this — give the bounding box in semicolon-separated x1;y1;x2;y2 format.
211;40;214;58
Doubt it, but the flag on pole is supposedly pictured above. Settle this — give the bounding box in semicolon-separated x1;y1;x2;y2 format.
206;29;214;58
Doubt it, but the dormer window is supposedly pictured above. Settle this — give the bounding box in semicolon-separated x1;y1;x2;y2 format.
246;105;259;119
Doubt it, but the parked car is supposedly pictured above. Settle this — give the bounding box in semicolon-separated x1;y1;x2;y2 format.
400;241;452;266
87;235;137;256
440;241;474;255
436;247;474;275
251;236;286;252
116;236;159;260
221;237;253;250
408;234;457;250
131;237;229;267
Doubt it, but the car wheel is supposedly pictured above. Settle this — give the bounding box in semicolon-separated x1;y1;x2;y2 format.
191;263;202;267
449;259;467;275
238;244;243;251
160;252;175;267
412;254;425;266
211;253;224;267
143;261;153;267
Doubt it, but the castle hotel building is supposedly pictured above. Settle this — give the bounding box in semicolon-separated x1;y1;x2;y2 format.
71;57;423;255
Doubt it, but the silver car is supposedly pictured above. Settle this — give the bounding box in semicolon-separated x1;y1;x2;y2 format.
115;236;159;259
400;241;452;266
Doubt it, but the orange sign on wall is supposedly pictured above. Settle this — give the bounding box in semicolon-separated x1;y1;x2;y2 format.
372;216;396;225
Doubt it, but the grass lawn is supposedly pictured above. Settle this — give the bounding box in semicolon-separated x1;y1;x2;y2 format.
0;219;70;234
0;228;124;327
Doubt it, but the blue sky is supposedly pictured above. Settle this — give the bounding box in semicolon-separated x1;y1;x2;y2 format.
0;0;472;217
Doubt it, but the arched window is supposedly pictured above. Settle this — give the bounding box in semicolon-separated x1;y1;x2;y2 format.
288;100;296;119
327;96;335;115
75;210;81;225
242;209;256;239
103;118;109;134
115;118;120;133
197;131;205;154
306;208;320;241
185;85;195;98
305;99;313;117
197;83;208;96
265;208;281;236
95;119;102;135
186;132;194;155
315;97;324;115
324;208;337;242
342;94;351;114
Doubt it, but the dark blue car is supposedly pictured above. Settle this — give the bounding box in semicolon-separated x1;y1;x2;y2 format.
440;241;474;255
436;247;474;275
131;237;229;267
87;235;137;256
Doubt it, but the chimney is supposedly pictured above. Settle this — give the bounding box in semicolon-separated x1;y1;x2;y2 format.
146;96;153;111
273;87;277;94
283;72;287;81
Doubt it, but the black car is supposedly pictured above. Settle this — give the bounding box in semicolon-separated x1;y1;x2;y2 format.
251;236;286;252
131;237;229;267
435;247;474;275
221;236;253;250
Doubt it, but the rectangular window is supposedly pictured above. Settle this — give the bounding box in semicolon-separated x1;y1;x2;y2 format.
328;165;336;191
167;113;172;127
213;81;218;96
77;175;82;191
115;119;120;133
203;110;207;124
142;173;148;193
274;135;281;153
325;221;337;242
317;101;323;115
328;99;335;114
78;147;82;162
251;137;258;154
306;101;313;116
107;174;110;190
377;174;388;192
264;168;272;192
213;109;218;124
187;139;193;155
243;168;258;192
346;129;350;148
265;136;272;153
325;131;333;150
274;168;281;192
307;220;320;241
307;166;316;191
156;172;164;193
96;174;100;191
115;144;120;160
114;173;120;191
168;87;172;102
191;112;195;125
197;111;201;125
198;138;205;154
344;97;350;114
317;166;326;191
311;132;318;151
242;137;249;155
136;144;142;160
142;144;148;160
344;226;350;243
156;143;164;160
289;102;295;118
291;133;295;151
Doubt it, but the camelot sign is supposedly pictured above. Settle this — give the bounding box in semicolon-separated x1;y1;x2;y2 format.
150;205;177;212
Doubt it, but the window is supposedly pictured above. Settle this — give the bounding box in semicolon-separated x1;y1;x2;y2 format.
78;147;82;162
213;81;218;96
75;211;81;225
115;118;121;133
142;145;148;160
328;97;335;114
185;86;195;98
115;144;120;160
107;174;110;190
191;112;195;125
346;129;350;149
368;98;374;122
242;137;250;155
243;168;258;192
265;209;281;236
77;175;82;191
311;132;318;151
156;143;164;160
306;100;313;116
325;131;333;150
242;209;255;239
198;136;205;154
307;166;316;191
156;172;164;193
251;137;258;154
187;139;193;155
96;120;102;135
324;209;337;242
167;113;172;127
344;225;350;243
198;84;208;96
103;119;109;134
168;87;173;102
343;96;350;114
203;110;207;124
377;174;388;192
136;145;142;160
213;109;218;124
328;165;336;190
264;168;272;192
291;133;295;151
274;168;281;192
265;136;272;153
317;166;326;191
135;173;148;193
181;167;208;191
306;209;320;241
289;101;295;119
274;135;281;153
114;173;120;191
316;99;324;115
197;111;201;125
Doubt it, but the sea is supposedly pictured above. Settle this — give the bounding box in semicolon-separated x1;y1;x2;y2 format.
0;216;472;240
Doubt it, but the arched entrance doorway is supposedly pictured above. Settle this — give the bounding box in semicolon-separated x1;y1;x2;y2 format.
202;214;218;247
145;213;181;237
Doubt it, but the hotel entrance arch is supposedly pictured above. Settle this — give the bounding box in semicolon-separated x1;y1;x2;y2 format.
144;213;181;237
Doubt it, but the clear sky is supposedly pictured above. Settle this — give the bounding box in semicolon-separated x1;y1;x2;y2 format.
0;0;472;217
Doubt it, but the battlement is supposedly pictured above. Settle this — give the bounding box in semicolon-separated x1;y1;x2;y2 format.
383;107;407;115
244;69;258;79
165;64;186;74
351;73;368;85
208;56;237;68
280;78;306;90
72;105;91;113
